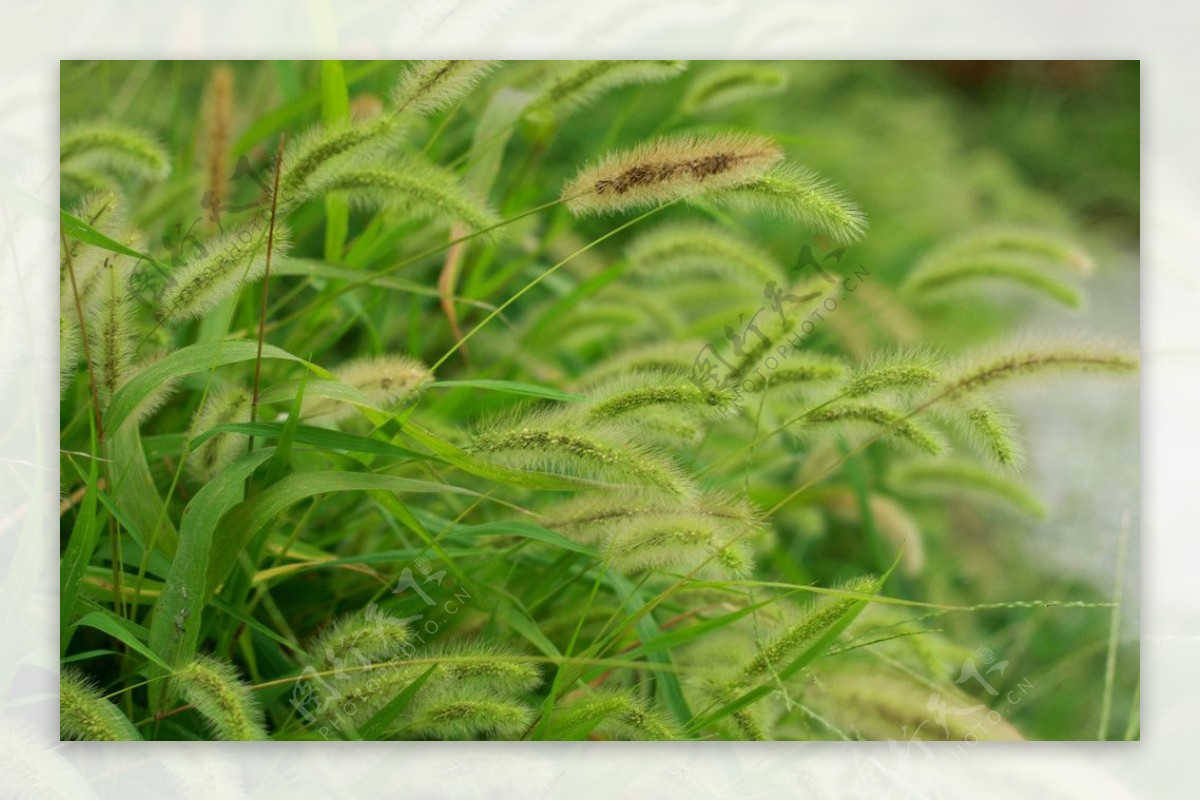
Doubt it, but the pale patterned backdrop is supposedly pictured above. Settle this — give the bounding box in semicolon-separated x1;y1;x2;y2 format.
2;1;1196;797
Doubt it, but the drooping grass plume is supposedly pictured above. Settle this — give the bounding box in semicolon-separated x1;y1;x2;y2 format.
803;402;943;454
757;352;846;390
840;349;942;398
806;663;1023;741
405;688;534;740
60;190;124;298
625;222;786;286
562;132;783;215
169;655;267;741
278;115;399;202
60;121;171;181
548;491;761;577
604;518;755;578
301;354;432;424
392;60;500;117
683;64;788;115
185;385;251;482
581;369;740;422
941;341;1140;399
889;458;1046;517
155;223;291;321
301;157;499;234
902;251;1083;308
60;669;142;741
308;605;413;671
60;314;80;392
904;226;1096;307
315;643;540;737
738;575;881;680
711;163;868;244
431;642;542;694
88;258;135;408
471;411;694;497
550;690;682;740
940;225;1095;274
549;490;762;540
524;60;687;124
959;403;1022;468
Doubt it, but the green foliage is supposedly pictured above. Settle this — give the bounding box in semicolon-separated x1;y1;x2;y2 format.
58;60;1138;742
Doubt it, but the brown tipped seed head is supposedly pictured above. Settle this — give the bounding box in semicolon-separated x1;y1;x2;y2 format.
562;133;783;215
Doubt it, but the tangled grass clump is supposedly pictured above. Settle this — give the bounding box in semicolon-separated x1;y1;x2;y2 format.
58;60;1139;742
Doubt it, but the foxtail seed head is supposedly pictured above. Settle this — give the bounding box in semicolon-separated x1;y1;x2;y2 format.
186;385;251;482
308;605;413;672
60;121;171;181
471;412;695;497
683;64;788;115
301;157;499;234
60;669;141;741
942;342;1139;399
302;354;432;424
393;60;500;117
804;402;943;455
841;349;943;398
889;458;1046;518
155;223;292;321
711;163;867;244
169;655;267;740
562;133;783;215
525;60;686;124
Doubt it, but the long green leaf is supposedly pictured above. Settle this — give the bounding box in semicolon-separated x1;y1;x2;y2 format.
430;380;584;402
76;610;172;671
192;421;436;463
60;459;103;651
105;341;319;434
147;448;274;708
205;471;481;596
60;208;163;268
